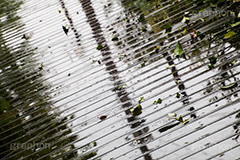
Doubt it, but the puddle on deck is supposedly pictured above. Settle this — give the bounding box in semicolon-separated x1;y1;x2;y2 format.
0;0;240;160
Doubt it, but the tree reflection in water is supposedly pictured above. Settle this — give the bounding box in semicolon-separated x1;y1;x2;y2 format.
0;1;96;159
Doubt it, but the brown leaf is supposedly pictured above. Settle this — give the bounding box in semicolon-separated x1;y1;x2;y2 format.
99;115;107;121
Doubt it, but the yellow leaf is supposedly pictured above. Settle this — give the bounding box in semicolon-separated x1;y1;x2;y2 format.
224;31;236;39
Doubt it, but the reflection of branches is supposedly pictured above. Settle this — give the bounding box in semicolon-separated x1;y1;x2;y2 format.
0;1;79;159
233;113;240;142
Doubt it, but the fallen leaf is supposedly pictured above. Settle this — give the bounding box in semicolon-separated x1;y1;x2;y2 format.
176;92;180;98
208;56;217;64
38;62;43;70
112;37;119;41
176;115;183;122
130;104;142;116
155;46;161;52
231;59;237;65
182;28;187;34
190;30;200;39
167;64;175;68
99;115;107;121
97;44;103;50
230;21;240;27
219;153;224;157
153;98;162;104
224;31;236;39
182;16;190;23
118;84;126;89
138;97;144;103
208;64;214;69
181;118;191;125
62;25;69;35
22;33;32;40
220;82;238;90
174;42;184;56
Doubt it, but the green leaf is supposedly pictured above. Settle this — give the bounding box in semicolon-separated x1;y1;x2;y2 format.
224;31;236;39
39;62;43;70
168;114;190;124
181;118;191;125
176;92;180;98
230;21;240;27
174;42;184;56
130;104;142;116
208;64;214;69
153;98;162;104
112;37;118;41
138;97;144;103
182;28;187;34
118;84;126;89
220;82;238;90
182;16;190;23
232;60;237;65
140;60;147;67
208;56;217;64
176;115;183;122
167;64;175;68
97;44;103;50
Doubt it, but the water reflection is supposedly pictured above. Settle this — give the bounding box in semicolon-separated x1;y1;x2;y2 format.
112;0;240;157
1;0;239;159
0;1;82;159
